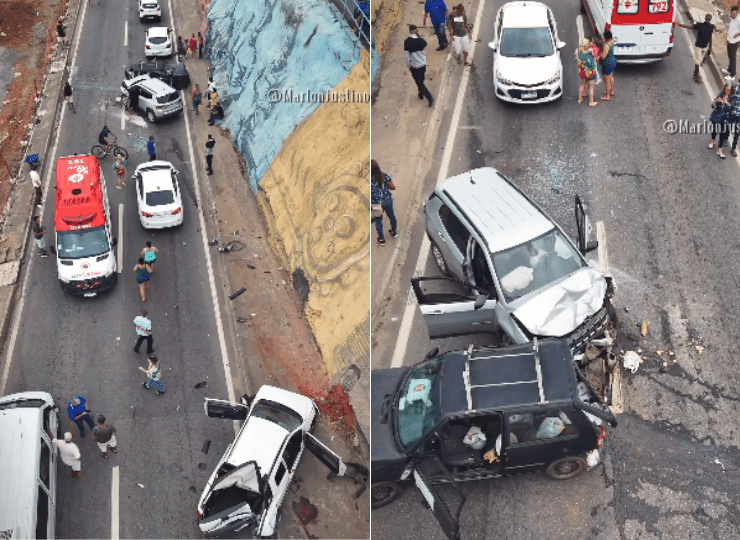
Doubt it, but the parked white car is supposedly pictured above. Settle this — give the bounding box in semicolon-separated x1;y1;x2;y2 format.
488;1;565;103
145;26;173;58
132;161;183;229
138;0;162;22
197;386;367;538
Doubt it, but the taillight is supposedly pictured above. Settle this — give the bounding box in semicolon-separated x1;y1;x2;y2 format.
146;45;151;49
595;426;605;448
604;23;611;33
166;43;172;48
171;207;182;215
142;211;154;218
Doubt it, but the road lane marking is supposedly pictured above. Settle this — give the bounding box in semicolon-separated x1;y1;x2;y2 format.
118;204;124;273
576;15;585;44
389;0;488;368
124;20;128;48
111;466;120;539
597;221;608;275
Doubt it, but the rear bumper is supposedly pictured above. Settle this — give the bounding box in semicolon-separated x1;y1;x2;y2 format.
60;272;117;296
614;46;672;64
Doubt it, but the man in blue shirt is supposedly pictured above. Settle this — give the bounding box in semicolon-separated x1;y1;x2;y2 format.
147;136;156;161
424;0;448;51
67;395;95;438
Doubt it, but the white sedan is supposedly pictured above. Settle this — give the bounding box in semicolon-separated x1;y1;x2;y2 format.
132;161;183;229
144;26;173;58
197;386;367;538
138;0;162;22
488;1;565;103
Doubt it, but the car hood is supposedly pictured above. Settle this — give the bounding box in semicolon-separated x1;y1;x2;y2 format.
370;368;408;464
513;266;606;336
496;54;559;85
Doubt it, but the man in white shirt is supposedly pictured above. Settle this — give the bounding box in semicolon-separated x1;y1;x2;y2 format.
49;431;83;478
30;165;42;207
726;6;740;79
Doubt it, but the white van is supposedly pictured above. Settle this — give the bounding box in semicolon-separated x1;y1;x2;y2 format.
53;154;118;296
0;391;60;539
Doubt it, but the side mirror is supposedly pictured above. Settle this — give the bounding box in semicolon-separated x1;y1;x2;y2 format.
424;347;440;359
111;237;118;247
240;394;253;408
557;41;566;49
488;41;496;51
583;240;598;253
474;294;488;310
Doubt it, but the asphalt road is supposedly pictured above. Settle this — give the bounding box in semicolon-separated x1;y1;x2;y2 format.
2;2;239;538
372;0;740;538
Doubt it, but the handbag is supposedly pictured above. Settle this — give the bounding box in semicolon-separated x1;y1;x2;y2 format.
371;203;383;219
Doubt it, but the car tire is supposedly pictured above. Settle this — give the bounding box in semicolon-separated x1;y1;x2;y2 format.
430;242;451;277
371;481;403;508
146;109;156;123
545;456;587;480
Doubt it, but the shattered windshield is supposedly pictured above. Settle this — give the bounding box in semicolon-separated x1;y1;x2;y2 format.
396;356;443;449
492;229;585;302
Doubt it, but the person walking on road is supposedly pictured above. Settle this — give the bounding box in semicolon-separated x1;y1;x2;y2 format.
205;134;216;175
92;415;118;459
133;310;154;354
424;0;448;51
447;4;472;66
141;241;159;272
726;6;740;80
191;84;203;115
63;81;75;112
198;32;204;58
404;25;434;107
709;83;733;159
139;356;165;395
50;431;83;478
189;34;197;59
30;164;42;207
67;395;95;438
371;160;397;246
599;30;617;98
147;136;156;161
575;39;598;107
113;154;127;189
134;258;152;303
677;14;714;84
32;215;48;257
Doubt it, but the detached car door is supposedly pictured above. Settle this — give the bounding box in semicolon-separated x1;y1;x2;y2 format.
575;195;598;255
412;277;500;338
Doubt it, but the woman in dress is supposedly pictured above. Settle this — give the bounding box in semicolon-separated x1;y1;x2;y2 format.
575;39;598;107
133;258;152;303
599;30;617;100
141;241;159;272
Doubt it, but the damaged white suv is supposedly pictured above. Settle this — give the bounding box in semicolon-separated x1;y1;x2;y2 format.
419;167;614;353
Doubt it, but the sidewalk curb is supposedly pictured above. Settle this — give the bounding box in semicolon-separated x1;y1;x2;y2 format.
680;0;724;90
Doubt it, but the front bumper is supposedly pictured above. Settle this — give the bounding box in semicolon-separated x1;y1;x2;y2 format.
60;272;118;296
494;80;562;103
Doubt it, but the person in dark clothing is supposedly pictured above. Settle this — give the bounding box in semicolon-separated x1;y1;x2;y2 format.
353;0;370;42
56;19;68;48
177;35;187;60
424;0;448;50
404;25;434;107
208;103;224;125
147;136;156;161
677;14;715;83
205;134;216;175
63;82;75;112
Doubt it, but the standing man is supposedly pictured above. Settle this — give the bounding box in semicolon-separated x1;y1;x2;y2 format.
447;4;472;66
198;32;204;58
49;431;83;479
63;81;75;112
207;76;216;95
30;164;42;207
147;136;156;161
205;134;216;175
134;310;154;354
404;25;434;107
424;0;448;51
67;395;95;438
56;19;68;48
726;6;740;80
677;14;714;83
32;215;48;257
92;415;118;459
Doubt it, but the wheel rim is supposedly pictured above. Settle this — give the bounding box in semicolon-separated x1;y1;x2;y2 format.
432;245;447;272
371;482;399;506
554;459;581;476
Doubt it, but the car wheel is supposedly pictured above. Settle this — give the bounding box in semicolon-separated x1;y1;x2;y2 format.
371;481;403;508
545;456;587;480
430;242;451;276
147;109;156;122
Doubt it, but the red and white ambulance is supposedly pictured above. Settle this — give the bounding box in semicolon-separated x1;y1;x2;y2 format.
582;0;675;63
53;154;117;296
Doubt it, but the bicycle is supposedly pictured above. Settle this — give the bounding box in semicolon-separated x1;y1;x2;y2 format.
91;137;128;160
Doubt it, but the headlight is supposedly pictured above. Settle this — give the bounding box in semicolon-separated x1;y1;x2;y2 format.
495;70;511;85
546;71;561;85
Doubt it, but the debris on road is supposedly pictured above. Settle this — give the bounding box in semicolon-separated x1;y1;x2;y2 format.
623;351;641;373
640;320;649;336
229;287;246;300
194;381;207;389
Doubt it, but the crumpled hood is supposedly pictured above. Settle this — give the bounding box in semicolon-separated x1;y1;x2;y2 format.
497;55;559;86
513;266;606;336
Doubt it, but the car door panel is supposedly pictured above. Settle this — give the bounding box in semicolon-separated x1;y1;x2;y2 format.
426;197;465;278
204;398;249;420
412;458;466;540
575;195;598;254
305;432;347;476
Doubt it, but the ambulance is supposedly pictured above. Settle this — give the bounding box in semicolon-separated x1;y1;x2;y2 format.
52;154;117;296
582;0;675;63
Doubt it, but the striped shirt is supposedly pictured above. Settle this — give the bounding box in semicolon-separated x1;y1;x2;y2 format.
404;34;428;69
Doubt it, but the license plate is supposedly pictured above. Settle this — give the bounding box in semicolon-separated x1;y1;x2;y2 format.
521;91;537;99
84;292;97;298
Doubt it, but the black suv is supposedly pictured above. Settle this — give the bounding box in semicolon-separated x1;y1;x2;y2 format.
371;339;617;540
125;61;190;90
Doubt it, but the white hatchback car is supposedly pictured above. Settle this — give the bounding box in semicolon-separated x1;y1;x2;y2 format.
132;161;183;228
144;26;173;58
138;0;162;22
197;386;366;538
488;1;565;103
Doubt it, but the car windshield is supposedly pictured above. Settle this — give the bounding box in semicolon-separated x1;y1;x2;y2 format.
0;398;45;410
149;36;167;44
146;189;175;206
157;92;178;104
500;27;553;57
251;400;303;432
491;229;585;302
396;356;443;449
57;227;109;259
143;3;158;7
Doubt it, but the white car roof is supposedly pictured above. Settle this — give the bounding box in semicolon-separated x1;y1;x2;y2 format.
502;1;549;28
437;167;554;253
126;75;176;95
138;165;174;193
227;417;289;474
147;27;169;38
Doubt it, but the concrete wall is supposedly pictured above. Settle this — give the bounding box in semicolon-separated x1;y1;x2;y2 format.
206;0;370;380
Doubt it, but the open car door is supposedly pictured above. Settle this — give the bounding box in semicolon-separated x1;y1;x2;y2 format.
198;461;262;536
305;433;369;482
575;195;598;255
412;458;466;540
411;277;499;339
204;397;249;420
